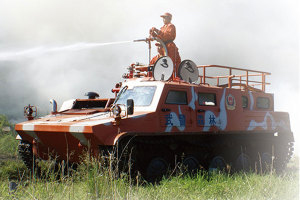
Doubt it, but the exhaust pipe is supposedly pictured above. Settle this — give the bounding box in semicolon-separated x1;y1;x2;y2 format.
50;99;57;114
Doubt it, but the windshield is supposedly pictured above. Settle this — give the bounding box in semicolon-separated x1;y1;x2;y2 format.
115;86;156;106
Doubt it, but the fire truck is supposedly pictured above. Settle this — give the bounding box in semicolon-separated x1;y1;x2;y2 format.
15;38;294;181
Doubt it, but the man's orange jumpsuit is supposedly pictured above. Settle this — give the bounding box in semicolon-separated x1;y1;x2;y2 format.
152;23;181;76
150;54;161;65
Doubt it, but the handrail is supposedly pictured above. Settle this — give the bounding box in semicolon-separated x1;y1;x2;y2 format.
197;65;271;92
198;65;271;75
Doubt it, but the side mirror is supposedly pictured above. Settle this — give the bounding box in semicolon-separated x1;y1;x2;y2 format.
127;99;134;115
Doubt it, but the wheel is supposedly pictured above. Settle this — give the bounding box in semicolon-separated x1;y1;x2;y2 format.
273;142;294;173
115;139;139;178
18;140;41;175
182;155;200;174
234;153;251;172
209;156;227;172
256;152;273;173
146;157;168;183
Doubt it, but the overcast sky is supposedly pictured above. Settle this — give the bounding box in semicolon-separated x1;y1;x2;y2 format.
0;0;299;148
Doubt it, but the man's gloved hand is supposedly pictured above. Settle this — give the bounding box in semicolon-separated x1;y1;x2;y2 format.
151;32;157;37
149;27;159;37
152;27;159;33
149;28;153;35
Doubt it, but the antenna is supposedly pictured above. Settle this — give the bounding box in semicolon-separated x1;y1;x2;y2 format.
153;56;174;81
178;60;199;83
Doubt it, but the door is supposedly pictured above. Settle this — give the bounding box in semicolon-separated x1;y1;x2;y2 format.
159;89;192;132
196;91;220;131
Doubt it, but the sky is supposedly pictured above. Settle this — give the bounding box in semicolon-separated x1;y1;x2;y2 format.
0;0;299;151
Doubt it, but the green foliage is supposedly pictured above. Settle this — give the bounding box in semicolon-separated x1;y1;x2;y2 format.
0;115;10;129
0;114;18;157
0;114;16;136
0;160;27;180
0;134;19;157
0;155;298;200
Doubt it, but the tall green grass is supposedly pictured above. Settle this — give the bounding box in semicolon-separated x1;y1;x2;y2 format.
0;154;298;200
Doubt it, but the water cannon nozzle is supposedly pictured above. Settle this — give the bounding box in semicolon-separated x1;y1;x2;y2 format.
133;38;147;42
133;38;153;43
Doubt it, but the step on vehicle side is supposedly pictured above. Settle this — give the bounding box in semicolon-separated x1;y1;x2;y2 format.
15;38;294;181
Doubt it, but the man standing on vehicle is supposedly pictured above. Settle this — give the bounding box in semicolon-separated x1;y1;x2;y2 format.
148;43;164;77
149;12;181;78
150;43;165;65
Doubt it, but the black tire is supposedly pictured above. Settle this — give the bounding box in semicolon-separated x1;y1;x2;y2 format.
18;140;40;175
209;156;227;173
146;157;168;183
234;153;251;172
182;155;200;174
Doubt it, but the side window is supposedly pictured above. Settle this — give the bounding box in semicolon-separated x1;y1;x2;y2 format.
165;90;187;105
256;97;270;109
198;93;216;106
242;96;248;108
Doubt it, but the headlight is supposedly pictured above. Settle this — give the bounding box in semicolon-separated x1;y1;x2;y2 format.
112;105;121;117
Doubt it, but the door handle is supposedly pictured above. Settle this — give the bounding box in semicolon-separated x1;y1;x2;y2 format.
197;109;206;113
161;108;171;112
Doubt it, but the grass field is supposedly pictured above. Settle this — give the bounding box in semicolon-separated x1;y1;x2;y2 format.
0;157;298;200
0;115;299;200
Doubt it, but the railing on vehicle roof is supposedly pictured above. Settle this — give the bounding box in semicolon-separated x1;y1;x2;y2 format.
197;65;271;92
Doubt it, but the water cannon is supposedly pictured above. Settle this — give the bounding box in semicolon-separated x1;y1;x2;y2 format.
133;38;147;42
133;38;153;43
125;37;174;80
134;37;168;68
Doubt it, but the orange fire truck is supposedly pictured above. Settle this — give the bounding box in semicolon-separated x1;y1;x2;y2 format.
15;38;294;181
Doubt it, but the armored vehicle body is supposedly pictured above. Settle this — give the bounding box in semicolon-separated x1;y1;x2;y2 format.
15;40;294;180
